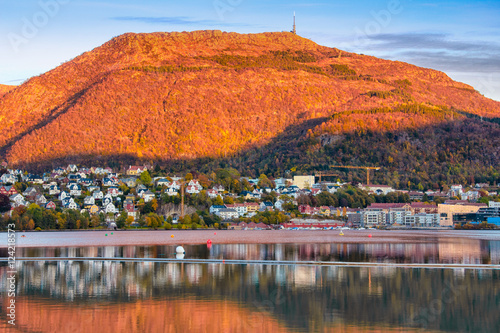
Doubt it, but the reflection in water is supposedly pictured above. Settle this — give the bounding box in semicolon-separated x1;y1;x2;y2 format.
5;239;500;265
0;260;499;332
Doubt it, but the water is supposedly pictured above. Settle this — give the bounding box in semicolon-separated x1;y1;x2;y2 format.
0;232;499;332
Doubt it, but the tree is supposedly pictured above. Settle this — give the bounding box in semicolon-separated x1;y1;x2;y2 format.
126;216;135;227
140;170;152;185
0;194;11;213
185;173;193;181
223;196;234;205
116;211;128;229
214;195;224;206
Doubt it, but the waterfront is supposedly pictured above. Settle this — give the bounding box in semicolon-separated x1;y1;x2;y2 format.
1;230;499;332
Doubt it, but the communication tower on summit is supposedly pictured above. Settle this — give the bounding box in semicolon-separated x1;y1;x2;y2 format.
292;12;297;34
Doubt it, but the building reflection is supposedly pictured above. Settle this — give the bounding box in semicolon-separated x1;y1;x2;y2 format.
10;239;500;265
0;260;498;333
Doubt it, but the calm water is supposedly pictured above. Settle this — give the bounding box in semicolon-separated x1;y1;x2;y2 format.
1;236;499;332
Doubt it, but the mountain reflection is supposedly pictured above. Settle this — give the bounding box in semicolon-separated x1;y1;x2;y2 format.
1;260;499;332
5;239;500;265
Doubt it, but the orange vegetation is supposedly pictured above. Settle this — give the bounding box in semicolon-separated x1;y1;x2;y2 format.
0;30;499;167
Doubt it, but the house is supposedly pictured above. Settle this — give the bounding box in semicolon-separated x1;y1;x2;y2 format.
23;187;39;198
80;178;93;187
107;186;121;197
102;178;116;187
49;184;60;196
68;174;81;182
244;202;260;214
93;191;104;200
59;191;70;201
10;194;26;207
240;191;257;200
45;201;56;210
260;202;274;211
126;165;147;176
0;173;17;184
35;194;47;205
102;194;113;206
52;167;65;175
185;185;200;194
274;200;285;211
299;205;313;215
123;198;138;220
136;185;148;195
213;185;225;192
120;177;138;188
225;204;247;217
62;199;79;210
27;174;44;184
123;198;135;212
450;185;463;197
84;196;95;205
207;189;218;199
409;191;424;201
85;204;99;215
87;186;100;193
188;180;203;191
217;208;239;221
156;178;170;187
66;164;78;173
0;185;18;196
209;205;226;215
461;190;480;202
319;206;331;217
104;203;117;214
68;184;82;197
168;181;181;190
358;184;395;195
142;190;155;203
165;187;179;196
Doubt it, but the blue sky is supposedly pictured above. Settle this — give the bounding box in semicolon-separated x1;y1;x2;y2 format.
1;0;499;101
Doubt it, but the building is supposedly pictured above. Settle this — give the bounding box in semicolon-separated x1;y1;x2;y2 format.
293;176;315;189
438;202;486;227
217;209;239;221
362;211;386;226
404;214;439;227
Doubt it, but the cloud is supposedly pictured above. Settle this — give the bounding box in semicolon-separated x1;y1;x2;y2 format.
111;16;253;28
358;32;500;73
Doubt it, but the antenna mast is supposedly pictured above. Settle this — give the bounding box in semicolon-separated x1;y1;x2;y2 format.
292;12;297;34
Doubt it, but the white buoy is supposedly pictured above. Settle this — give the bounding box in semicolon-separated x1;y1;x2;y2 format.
176;246;185;254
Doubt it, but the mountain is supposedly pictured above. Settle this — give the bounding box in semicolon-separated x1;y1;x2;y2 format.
0;30;499;186
0;84;15;98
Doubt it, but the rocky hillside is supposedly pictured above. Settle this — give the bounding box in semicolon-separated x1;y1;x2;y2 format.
0;30;499;180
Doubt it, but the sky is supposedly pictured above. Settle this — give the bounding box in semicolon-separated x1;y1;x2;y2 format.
1;0;499;101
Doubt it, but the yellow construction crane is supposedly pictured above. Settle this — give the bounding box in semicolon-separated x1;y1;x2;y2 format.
330;165;380;186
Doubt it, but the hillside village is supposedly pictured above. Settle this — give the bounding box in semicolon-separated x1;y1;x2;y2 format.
0;163;499;230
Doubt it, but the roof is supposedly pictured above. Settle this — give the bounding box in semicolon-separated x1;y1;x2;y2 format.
367;203;409;209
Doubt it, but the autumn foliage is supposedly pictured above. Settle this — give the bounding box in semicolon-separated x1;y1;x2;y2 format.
0;30;499;171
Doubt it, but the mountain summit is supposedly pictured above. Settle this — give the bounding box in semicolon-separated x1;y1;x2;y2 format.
0;31;499;177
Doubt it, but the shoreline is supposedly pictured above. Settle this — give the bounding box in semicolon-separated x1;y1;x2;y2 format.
1;229;499;248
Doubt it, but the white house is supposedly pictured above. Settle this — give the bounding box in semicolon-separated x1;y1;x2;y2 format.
105;203;117;214
84;196;95;205
142;191;155;203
